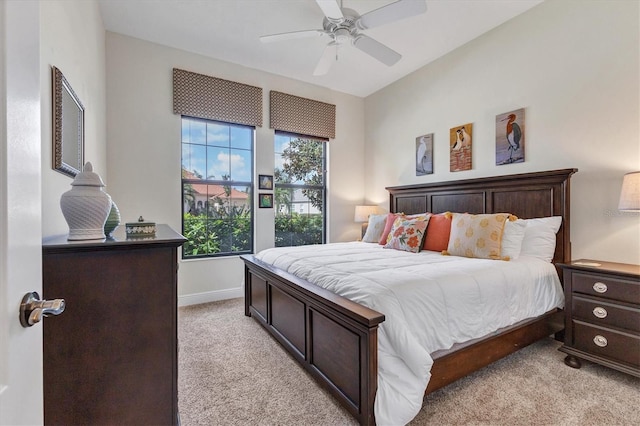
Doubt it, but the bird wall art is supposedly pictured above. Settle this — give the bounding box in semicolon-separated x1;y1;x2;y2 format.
450;123;473;172
496;108;525;165
416;133;434;176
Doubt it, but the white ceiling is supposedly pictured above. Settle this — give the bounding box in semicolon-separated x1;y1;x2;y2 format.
98;0;543;98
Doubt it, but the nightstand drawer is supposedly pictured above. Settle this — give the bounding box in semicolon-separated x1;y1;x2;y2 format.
573;321;640;367
572;272;640;304
573;296;640;332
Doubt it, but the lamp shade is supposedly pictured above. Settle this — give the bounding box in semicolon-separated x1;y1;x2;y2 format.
354;205;380;223
618;171;640;211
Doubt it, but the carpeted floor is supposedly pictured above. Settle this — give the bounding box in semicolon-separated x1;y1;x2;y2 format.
178;298;640;425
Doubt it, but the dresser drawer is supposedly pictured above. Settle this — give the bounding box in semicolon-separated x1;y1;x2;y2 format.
573;321;640;367
572;272;640;304
573;296;640;332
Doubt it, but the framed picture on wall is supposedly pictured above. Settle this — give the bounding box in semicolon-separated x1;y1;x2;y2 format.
496;108;525;165
258;174;273;190
416;133;434;176
259;193;273;208
450;123;472;172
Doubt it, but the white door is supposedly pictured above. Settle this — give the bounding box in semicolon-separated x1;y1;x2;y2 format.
0;1;43;424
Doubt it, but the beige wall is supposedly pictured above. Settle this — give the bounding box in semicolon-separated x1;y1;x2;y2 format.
38;0;639;304
105;33;366;303
364;0;640;265
40;0;107;237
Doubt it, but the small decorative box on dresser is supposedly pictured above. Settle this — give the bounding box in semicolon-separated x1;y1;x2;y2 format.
559;259;640;377
42;225;186;425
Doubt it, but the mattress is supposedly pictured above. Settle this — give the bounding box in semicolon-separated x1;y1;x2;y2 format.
255;242;564;425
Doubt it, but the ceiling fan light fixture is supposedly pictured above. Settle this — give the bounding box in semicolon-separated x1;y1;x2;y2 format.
259;0;427;75
334;28;351;44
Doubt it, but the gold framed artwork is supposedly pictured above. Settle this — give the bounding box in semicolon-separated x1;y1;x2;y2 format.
416;133;434;176
449;123;472;172
496;108;525;165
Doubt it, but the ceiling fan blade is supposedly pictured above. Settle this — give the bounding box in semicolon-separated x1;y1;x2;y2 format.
353;35;401;66
315;0;344;20
260;29;324;43
313;43;337;76
357;0;427;30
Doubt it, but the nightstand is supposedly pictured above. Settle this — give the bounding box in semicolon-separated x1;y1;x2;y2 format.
558;259;640;377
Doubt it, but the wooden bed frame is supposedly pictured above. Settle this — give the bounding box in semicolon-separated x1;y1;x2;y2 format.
242;168;577;425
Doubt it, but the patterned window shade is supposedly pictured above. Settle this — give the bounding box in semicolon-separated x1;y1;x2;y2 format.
173;68;262;127
270;91;335;140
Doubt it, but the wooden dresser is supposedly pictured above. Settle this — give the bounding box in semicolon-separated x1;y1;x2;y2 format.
559;259;640;377
42;225;186;425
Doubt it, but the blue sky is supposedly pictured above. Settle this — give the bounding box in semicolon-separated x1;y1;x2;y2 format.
182;118;252;182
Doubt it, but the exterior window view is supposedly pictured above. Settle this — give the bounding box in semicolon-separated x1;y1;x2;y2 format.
274;132;326;247
181;117;253;257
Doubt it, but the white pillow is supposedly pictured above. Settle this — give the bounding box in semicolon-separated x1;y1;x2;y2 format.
519;216;562;262
501;219;526;260
362;214;387;243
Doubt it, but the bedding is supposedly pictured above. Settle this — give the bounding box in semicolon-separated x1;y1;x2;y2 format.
445;213;514;260
378;213;402;245
519;216;563;262
422;212;452;252
383;215;430;252
362;213;387;242
501;219;527;260
255;242;564;425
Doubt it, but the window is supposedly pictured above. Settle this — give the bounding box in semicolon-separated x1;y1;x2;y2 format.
274;132;326;247
181;116;253;258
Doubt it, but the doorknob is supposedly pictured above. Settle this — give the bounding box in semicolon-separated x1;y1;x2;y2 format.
20;292;65;327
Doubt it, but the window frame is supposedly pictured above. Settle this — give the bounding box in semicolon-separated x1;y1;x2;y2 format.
180;115;254;259
274;131;327;247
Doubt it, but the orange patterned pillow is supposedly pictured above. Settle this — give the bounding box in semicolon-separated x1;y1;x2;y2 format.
379;213;431;245
444;213;516;260
384;216;430;253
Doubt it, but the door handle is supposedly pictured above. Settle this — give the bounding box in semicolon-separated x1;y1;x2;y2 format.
20;291;65;327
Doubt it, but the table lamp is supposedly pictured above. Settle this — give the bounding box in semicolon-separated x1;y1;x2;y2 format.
619;171;640;211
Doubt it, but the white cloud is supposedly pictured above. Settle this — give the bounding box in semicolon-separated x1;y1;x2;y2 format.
208;151;248;180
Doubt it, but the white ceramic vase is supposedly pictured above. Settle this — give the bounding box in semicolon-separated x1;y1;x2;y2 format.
60;162;112;240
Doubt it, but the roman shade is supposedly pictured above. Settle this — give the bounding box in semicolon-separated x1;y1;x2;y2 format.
270;91;335;139
172;68;262;127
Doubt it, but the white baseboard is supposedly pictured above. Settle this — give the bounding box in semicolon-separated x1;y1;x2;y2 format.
178;287;243;307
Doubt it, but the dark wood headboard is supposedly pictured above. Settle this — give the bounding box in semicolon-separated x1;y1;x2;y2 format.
386;169;577;264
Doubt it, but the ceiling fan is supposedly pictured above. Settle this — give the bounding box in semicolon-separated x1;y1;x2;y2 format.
259;0;427;76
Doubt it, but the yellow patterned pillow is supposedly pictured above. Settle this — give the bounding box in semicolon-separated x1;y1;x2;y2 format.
444;213;516;260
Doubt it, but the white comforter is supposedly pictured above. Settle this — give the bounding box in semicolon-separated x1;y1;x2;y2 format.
255;242;564;426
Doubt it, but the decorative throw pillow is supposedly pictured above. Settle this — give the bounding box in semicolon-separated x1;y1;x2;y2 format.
422;212;452;252
379;212;431;245
445;213;515;260
501;219;527;260
362;214;387;243
519;216;562;262
378;213;402;245
384;216;430;253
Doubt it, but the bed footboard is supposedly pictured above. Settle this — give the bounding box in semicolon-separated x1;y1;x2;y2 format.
241;254;385;426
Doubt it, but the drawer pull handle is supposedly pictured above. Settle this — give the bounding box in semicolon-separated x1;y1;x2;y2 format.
592;282;608;293
592;307;608;319
593;335;608;347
